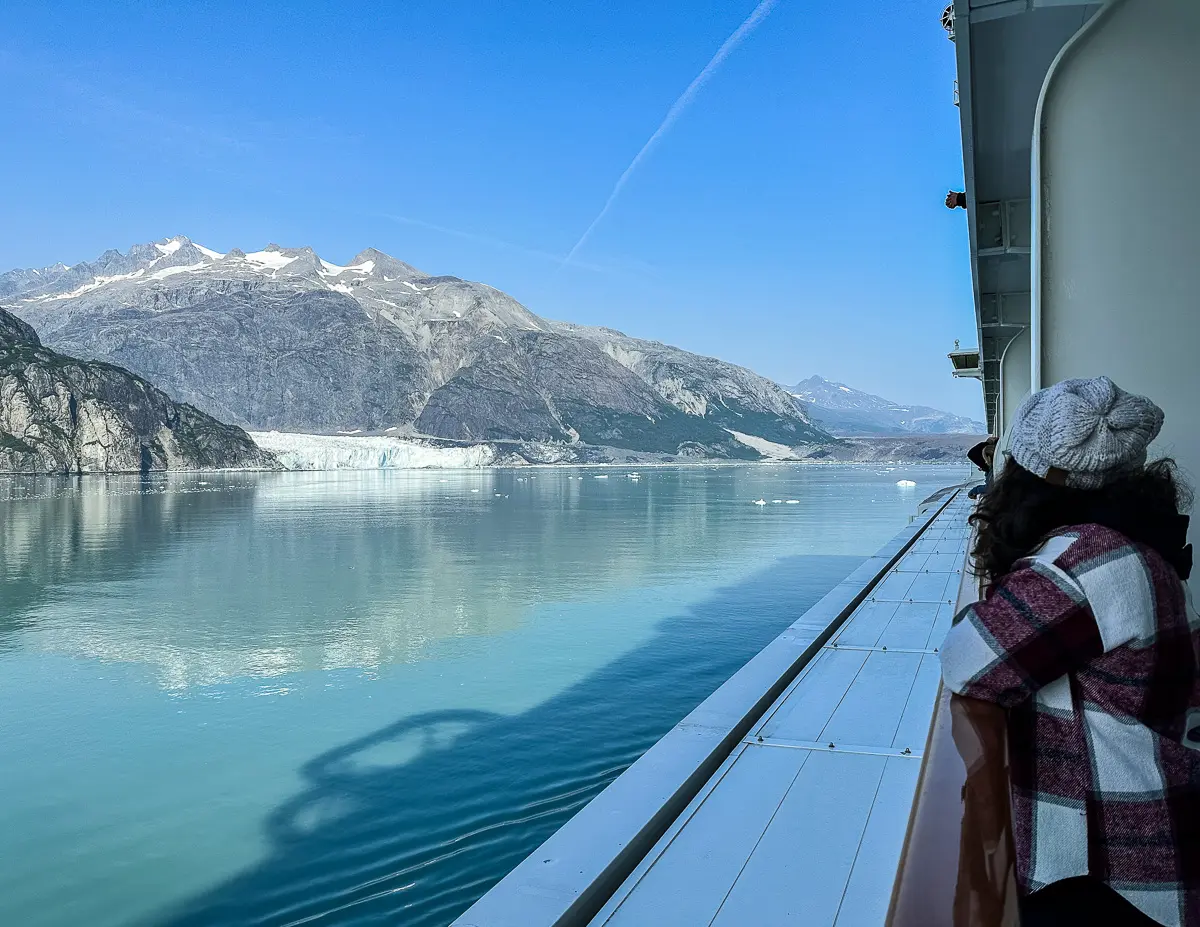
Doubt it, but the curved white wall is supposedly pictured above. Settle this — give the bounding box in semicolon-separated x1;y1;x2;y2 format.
998;327;1031;453
1036;0;1200;499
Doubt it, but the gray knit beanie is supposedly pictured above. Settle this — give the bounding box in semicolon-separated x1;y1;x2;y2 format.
1008;376;1163;490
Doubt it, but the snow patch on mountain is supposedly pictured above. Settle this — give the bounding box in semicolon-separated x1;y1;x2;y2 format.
725;430;801;460
149;262;207;280
242;250;297;271
35;269;148;301
193;243;224;260
319;259;375;277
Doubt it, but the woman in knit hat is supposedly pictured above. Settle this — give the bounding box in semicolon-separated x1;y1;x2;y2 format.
940;376;1200;927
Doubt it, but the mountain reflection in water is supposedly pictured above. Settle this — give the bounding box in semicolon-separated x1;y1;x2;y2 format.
0;465;965;927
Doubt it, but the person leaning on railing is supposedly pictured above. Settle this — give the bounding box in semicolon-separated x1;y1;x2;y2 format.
939;376;1200;927
967;435;997;499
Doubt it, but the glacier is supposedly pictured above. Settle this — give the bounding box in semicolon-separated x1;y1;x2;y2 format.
251;432;498;470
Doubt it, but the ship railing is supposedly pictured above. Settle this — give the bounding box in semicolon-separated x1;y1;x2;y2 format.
888;535;1019;927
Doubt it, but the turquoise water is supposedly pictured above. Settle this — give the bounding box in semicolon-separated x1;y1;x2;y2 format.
0;464;966;927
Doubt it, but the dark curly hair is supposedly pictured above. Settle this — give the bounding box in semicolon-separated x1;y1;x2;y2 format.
970;458;1192;585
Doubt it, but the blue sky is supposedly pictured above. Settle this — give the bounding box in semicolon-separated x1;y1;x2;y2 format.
0;0;982;419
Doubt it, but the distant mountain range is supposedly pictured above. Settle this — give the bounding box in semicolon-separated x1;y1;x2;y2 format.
2;236;830;463
0;307;276;473
790;376;985;436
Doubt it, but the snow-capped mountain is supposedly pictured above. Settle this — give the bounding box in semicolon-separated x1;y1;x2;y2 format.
2;236;830;459
791;375;985;436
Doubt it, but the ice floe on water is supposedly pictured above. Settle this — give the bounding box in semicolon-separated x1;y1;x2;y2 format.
896;479;917;487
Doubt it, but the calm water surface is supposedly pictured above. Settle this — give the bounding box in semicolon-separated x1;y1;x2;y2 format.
0;464;966;927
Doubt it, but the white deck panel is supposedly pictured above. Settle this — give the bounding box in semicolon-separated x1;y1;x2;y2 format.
755;648;869;742
923;551;967;573
831;600;901;647
878;602;945;649
832;757;923;926
890;654;944;750
818;650;924;746
592;497;972;927
708;750;892;926
867;570;917;602
893;551;931;572
928;603;956;650
596;744;810;927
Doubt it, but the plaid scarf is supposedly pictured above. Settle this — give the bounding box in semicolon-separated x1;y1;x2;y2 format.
941;524;1200;926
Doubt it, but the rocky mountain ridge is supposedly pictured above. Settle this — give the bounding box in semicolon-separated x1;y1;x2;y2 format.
5;237;831;459
0;306;277;474
791;375;985;436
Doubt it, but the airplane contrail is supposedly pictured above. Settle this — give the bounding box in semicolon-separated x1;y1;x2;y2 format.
562;0;780;266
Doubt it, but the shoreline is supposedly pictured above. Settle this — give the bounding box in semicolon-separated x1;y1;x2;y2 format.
0;458;976;478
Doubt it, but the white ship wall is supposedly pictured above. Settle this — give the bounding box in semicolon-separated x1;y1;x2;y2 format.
1035;0;1200;574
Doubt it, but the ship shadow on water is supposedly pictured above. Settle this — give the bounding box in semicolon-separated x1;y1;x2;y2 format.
155;553;861;927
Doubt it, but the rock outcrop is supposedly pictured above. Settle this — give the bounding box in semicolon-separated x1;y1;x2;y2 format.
0;306;278;473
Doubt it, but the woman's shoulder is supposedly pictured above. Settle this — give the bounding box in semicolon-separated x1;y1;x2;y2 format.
1017;524;1172;589
1026;523;1131;567
1030;523;1183;599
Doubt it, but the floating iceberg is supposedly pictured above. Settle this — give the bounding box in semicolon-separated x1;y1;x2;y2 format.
896;479;917;487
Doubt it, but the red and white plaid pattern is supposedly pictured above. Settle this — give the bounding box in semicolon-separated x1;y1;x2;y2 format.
941;524;1200;926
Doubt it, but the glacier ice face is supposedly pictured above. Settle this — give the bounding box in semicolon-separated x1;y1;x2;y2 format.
251;432;498;470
